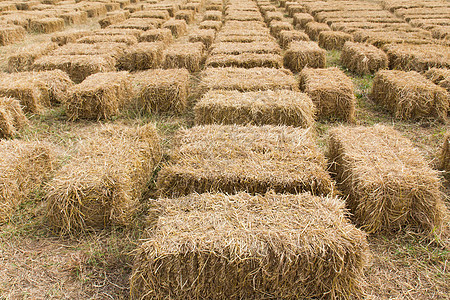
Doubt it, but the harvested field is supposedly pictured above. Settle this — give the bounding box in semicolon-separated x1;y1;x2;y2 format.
46;123;161;234
29;18;64;34
425;68;450;92
131;192;368;299
299;67;356;122
7;42;58;72
163;42;205;73
341;41;388;75
194;90;315;127
139;28;173;44
0;97;28;139
278;30;309;49
117;42;165;71
318;31;353;50
371;70;449;121
0;25;26;46
206;53;283;68
162;19;187;37
157;125;334;196
328;125;447;234
76;34;137;45
188;29;215;48
284;41;326;72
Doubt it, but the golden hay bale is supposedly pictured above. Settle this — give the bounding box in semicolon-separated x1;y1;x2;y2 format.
304;21;331;41
59;11;88;25
124;3;144;13
188;29;215;49
284;41;326;72
341;41;388;75
371;70;449;121
264;10;283;23
211;41;281;55
216;33;275;43
143;4;178;17
318;30;353;50
175;9;195;24
131;10;170;20
225;11;263;22
278;30;309;49
157;125;334;196
223;21;268;31
50;42;127;60
139;28;173;44
83;2;107;17
163;42;205;73
110;18;157;30
29;17;64;33
45;123;161;233
105;3;121;12
51;30;91;46
98;12;127;28
194;90;315;127
32;55;116;84
94;28;143;38
66;71;131;120
384;43;450;72
117;42;165;71
199;20;222;31
76;34;138;45
269;20;294;38
162;19;187;37
293;12;314;29
206;53;283;68
287;4;306;17
0;25;26;46
299;67;356;122
134;68;190;114
432;26;449;40
0;97;28;138
200;67;298;92
259;4;277;13
7;42;58;72
203;10;222;21
328;124;447;234
441;134;450;173
130;191;369;299
424;68;450;93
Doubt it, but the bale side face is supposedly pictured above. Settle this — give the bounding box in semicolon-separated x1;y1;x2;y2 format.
284;41;326;72
341;41;388;75
163;42;205;72
278;30;309;49
188;29;215;49
131;192;369;299
162;19;187;37
293;12;314;28
139;29;173;44
318;31;353;50
0;25;26;46
117;42;165;71
304;21;331;41
0;97;28;138
29;18;65;33
7;42;58;72
206;53;283;68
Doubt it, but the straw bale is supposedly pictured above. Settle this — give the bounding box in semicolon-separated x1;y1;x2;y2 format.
104;2;121;12
287;4;306;17
341;41;388;75
50;42;127;60
32;55;116;84
225;12;263;22
264;11;283;23
211;41;281;55
328;124;446;234
353;29;433;47
205;4;222;11
139;28;172;44
304;21;330;41
84;2;107;17
162;19;187;37
425;68;450;93
318;30;352;50
157;125;334;196
29;17;64;33
284;41;326;72
223;21;268;31
131;10;169;20
175;9;195;24
51;30;91;46
0;25;26;46
0;140;55;223
59;11;88;25
99;12;127;28
299;67;355;122
124;3;144;13
181;2;201;12
194;90;315;127
199;20;222;31
94;28;143;38
131;191;368;299
188;29;215;49
203;10;222;21
7;42;58;72
269;20;293;38
110;18;157;31
293;12;314;29
432;26;449;40
278;30;309;49
134;68;190;114
0;97;28;139
118;42;165;71
76;34;137;45
441;134;450;173
163;42;205;73
216;33;275;43
45;123;161;233
143;4;178;17
384;43;450;72
0;2;17;12
206;53;283;68
66;71;131;120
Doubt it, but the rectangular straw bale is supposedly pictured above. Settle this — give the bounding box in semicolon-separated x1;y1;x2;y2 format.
194;90;315;127
0;73;47;112
222;21;268;31
441;134;450;173
212;41;282;55
163;42;205;73
216;33;275;43
131;191;369;299
51;30;91;46
162;19;187;37
225;12;263;22
304;21;331;41
124;3;144;13
66;71;131;120
117;42;165;71
284;41;326;72
278;30;309;49
94;28;143;38
0;97;28;139
175;9;195;24
206;53;283;68
110;18;157;30
134;68;189;114
373;70;449;121
157;125;334;196
59;11;88;25
131;10;170;20
425;68;450;93
188;29;215;49
203;10;222;21
45;123;161;233
199;20;222;31
98;12;127;28
50;42;127;60
318;31;353;50
32;55;116;84
139;28;173;44
288;4;306;16
0;140;55;223
341;41;388;75
7;42;58;72
264;11;283;23
29;17;64;33
0;25;26;46
293;12;314;29
200;67;298;92
259;4;277;13
269;20;294;38
84;2;107;17
328;124;446;234
299;67;355;122
76;34;138;45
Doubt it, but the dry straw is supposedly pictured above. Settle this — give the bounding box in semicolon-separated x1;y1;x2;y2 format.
211;41;281;55
131;191;369;299
341;41;388;75
60;11;88;25
264;11;283;23
76;34;138;45
0;140;55;223
157;125;334;196
216;33;275;43
194;90;315;127
131;10;170;20
163;42;205;73
45;123;161;234
199;20;222;31
441;134;450;174
318;31;353;50
222;21;269;31
284;41;326;72
371;70;449;121
50;42;127;60
269;20;294;38
162;19;187;37
278;30;309;49
293;12;314;28
139;29;173;44
7;42;58;72
94;28;143;38
304;21;330;41
203;10;222;21
175;9;195;24
98;13;127;28
225;11;263;22
0;97;28;138
188;29;215;49
0;25;26;46
425;68;450;92
29;17;64;33
206;53;283;68
66;71;131;120
117;42;165;71
110;18;157;30
288;4;306;17
51;30;91;46
328;124;447;234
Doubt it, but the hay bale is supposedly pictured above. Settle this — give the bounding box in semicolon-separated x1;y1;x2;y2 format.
130;191;369;299
98;12;127;28
66;71;131;120
59;11;88;25
134;68;190;114
7;42;58;72
163;42;205;73
45;123;161;233
84;2;107;17
211;41;281;55
51;30;91;46
194;90;315;127
29;17;64;33
139;28;173;44
206;53;283;68
318;31;353;50
0;25;26;46
225;11;263;22
341;41;388;75
0;140;55;223
174;9;195;24
441;134;450;173
264;11;283;23
76;34;137;45
110;18;157;31
162;19;187;37
188;29;215;49
328;124;446;234
157;125;334;196
0;97;28;138
425;68;450;92
32;55;116;84
131;10;170;20
117;42;164;71
278;30;309;49
371;70;449;121
199;20;222;31
284;41;326;72
94;28;143;38
216;33;275;43
223;21;268;31
269;20;294;38
50;42;127;60
203;10;222;21
181;2;201;12
287;4;306;17
304;21;331;41
293;12;314;29
21;70;74;105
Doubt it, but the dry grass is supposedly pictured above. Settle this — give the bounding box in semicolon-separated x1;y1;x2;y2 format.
162;19;187;37
0;97;28;138
278;30;309;49
284;41;326;72
318;31;353;50
441;134;450;174
425;68;450;93
29;18;65;34
117;42;165;71
341;41;388;75
163;42;205;73
0;25;26;46
139;28;173;44
7;42;58;72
